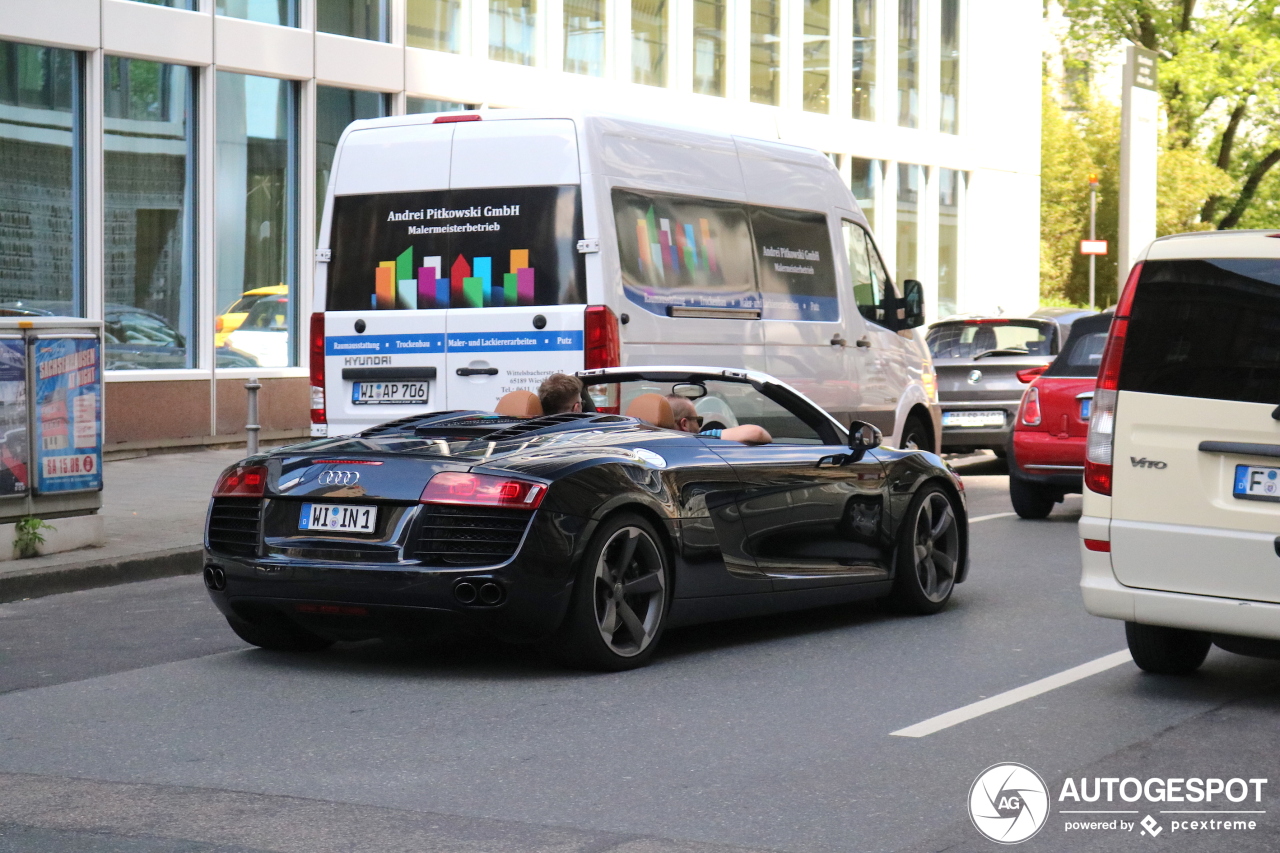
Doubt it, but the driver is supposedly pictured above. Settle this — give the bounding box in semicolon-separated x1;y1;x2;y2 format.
666;395;771;445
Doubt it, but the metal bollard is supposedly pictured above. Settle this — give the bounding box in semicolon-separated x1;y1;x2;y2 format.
245;377;262;455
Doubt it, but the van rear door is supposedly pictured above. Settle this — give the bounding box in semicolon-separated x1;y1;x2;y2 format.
1110;258;1280;603
443;119;586;411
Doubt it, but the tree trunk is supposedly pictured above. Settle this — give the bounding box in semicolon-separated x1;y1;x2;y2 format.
1201;101;1249;222
1218;148;1280;230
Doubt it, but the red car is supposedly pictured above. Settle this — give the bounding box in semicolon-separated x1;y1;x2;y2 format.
1009;311;1112;518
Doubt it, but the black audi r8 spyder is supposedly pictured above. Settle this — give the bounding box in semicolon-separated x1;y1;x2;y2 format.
204;367;969;670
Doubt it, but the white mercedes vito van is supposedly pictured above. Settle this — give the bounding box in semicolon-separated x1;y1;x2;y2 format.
309;109;939;449
1080;230;1280;673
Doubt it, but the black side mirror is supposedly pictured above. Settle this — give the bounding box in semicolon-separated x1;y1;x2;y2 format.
847;420;883;463
900;280;926;330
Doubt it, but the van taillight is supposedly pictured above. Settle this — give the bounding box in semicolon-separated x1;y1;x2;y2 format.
309;312;326;425
1084;261;1142;496
432;114;482;123
584;305;620;370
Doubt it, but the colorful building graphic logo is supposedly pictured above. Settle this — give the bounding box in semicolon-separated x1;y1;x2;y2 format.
374;249;536;309
634;206;720;282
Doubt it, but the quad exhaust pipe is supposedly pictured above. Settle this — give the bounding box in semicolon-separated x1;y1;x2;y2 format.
203;565;227;591
453;578;505;606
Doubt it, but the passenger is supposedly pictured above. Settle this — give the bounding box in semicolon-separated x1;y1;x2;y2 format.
666;395;771;445
537;372;584;415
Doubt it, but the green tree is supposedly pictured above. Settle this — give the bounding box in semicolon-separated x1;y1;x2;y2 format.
1058;0;1280;229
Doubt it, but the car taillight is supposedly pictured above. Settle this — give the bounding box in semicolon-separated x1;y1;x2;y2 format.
1017;365;1047;383
1020;386;1042;426
584;305;620;370
1085;261;1142;496
420;472;547;509
214;464;267;498
309;312;326;425
215;316;224;333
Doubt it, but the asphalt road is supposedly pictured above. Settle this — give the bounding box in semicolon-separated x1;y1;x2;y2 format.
1;456;1278;853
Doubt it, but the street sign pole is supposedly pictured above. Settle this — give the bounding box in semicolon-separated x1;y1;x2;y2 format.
1089;174;1099;310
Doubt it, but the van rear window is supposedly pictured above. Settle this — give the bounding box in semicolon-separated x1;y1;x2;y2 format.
611;188;838;321
1120;258;1280;404
326;186;585;311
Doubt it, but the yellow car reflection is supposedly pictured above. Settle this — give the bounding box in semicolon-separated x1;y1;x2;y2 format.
215;284;287;347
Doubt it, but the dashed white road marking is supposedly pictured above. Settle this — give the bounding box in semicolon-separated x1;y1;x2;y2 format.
890;650;1133;737
969;511;1017;523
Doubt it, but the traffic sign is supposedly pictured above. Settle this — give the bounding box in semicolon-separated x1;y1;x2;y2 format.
1080;239;1108;255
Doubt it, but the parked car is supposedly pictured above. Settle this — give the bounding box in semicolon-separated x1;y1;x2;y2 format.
1008;311;1112;518
927;309;1094;455
0;301;260;370
1080;230;1280;673
215;284;288;347
312;108;939;454
203;366;969;671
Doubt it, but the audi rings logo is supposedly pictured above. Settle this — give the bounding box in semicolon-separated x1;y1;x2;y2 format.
969;763;1050;844
319;470;360;486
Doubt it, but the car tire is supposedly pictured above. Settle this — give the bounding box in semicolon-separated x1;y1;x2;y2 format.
1126;622;1211;674
554;512;671;672
1009;475;1057;519
900;415;934;454
889;483;962;615
225;614;333;652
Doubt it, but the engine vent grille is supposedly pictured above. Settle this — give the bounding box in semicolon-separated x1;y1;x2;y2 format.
415;505;533;567
207;497;262;557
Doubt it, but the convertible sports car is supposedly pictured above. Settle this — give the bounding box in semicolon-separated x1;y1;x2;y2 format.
203;367;969;670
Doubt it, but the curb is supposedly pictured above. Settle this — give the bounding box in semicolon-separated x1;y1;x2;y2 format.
0;546;203;604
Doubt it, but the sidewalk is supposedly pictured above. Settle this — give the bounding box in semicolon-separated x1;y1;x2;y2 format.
0;448;249;603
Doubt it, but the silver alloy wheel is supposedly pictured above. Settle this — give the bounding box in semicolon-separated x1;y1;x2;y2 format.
911;491;960;603
593;526;666;657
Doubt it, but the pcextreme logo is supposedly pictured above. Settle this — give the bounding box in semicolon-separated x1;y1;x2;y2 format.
969;763;1050;844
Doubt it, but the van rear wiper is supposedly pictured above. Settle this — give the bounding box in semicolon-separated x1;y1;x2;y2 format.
973;348;1030;360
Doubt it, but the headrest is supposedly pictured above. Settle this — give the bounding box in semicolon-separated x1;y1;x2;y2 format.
624;393;675;430
495;390;543;419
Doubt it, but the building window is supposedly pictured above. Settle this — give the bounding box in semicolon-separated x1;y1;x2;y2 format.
803;0;830;113
407;0;464;52
317;86;387;236
0;40;83;315
406;96;479;112
631;0;667;86
103;57;197;370
490;0;537;66
127;0;196;7
215;72;297;368
564;0;606;76
897;0;918;128
216;0;297;26
940;0;959;134
749;0;780;106
938;168;959;316
851;0;875;121
850;157;876;230
692;0;725;97
896;162;919;282
318;0;388;41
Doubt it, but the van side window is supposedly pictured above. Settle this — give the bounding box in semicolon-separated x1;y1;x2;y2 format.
843;221;894;325
612;188;758;316
750;206;840;322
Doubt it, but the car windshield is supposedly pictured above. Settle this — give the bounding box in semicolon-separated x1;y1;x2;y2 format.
927;320;1054;358
1044;313;1111;377
239;297;289;331
587;378;826;445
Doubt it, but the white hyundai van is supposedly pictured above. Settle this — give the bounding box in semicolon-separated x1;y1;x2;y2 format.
1080;230;1280;673
310;109;939;449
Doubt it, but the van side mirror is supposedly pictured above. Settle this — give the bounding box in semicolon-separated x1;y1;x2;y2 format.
900;280;926;330
847;420;883;462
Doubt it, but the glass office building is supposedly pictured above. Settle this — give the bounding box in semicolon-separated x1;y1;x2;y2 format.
1;0;1039;448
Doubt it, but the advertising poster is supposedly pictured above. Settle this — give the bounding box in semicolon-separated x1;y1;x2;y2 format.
34;337;102;494
0;339;27;497
326;186;585;312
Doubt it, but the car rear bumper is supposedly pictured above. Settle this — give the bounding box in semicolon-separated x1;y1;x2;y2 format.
1012;431;1085;490
1080;521;1280;642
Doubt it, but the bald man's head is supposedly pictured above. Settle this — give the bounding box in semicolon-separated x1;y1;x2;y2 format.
666;395;700;433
